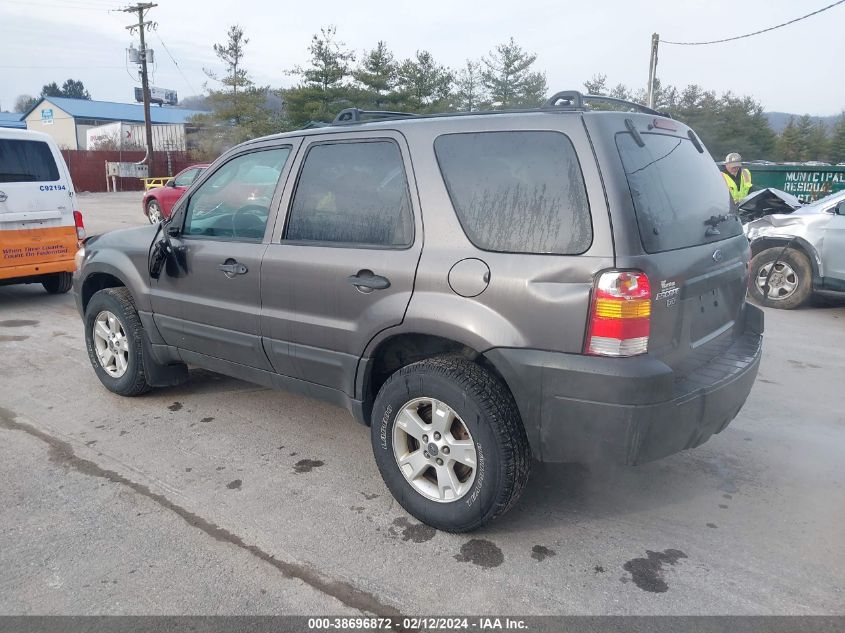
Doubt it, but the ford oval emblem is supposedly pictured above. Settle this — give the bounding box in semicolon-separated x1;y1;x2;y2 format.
712;249;723;263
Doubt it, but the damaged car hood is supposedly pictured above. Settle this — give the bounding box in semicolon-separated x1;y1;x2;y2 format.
744;190;845;252
737;188;802;223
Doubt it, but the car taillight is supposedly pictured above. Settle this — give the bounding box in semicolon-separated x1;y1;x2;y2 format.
585;271;651;357
73;210;85;240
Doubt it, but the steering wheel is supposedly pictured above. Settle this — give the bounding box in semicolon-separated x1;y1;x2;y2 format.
231;205;267;238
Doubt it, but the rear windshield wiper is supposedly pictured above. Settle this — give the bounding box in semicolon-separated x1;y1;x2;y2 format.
704;214;732;236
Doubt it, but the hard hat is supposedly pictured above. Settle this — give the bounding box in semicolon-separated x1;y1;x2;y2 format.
725;152;742;164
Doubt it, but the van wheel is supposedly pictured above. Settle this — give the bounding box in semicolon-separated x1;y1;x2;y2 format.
42;272;73;294
84;287;151;396
748;247;812;309
370;355;531;533
147;200;163;224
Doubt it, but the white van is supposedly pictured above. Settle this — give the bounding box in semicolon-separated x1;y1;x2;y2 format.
0;128;84;293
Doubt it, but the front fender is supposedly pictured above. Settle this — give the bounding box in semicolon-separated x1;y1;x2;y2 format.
77;226;157;312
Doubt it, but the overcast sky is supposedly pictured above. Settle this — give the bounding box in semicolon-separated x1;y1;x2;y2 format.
1;0;843;115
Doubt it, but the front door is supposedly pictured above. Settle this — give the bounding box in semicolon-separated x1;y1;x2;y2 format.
150;145;295;369
260;133;422;394
822;204;845;285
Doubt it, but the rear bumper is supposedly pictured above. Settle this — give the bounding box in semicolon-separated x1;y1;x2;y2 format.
485;302;764;465
0;259;76;282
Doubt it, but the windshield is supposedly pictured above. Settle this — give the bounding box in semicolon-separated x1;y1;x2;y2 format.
616;132;743;253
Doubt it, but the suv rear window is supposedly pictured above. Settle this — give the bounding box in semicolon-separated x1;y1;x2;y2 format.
616;132;742;253
434;131;592;255
0;139;59;183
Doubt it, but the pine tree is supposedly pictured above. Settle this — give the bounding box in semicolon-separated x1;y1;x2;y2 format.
60;79;91;100
776;118;802;161
193;25;281;154
40;79;91;100
353;41;397;109
829;114;845;164
794;114;816;161
394;50;453;113
455;60;485;111
481;38;547;108
284;26;356;126
806;122;830;163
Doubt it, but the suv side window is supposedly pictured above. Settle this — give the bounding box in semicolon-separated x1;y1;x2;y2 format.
183;148;290;241
434;131;592;255
285;140;413;247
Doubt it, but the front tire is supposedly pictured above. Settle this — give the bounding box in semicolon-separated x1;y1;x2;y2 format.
42;272;73;294
371;355;531;532
146;199;163;224
84;287;151;396
748;247;812;309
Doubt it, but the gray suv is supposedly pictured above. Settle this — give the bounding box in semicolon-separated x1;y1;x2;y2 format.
73;92;764;532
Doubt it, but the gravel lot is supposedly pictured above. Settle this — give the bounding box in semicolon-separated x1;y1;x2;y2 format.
1;192;843;616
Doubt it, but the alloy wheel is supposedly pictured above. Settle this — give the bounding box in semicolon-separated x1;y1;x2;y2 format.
92;310;130;378
392;397;477;503
756;261;799;300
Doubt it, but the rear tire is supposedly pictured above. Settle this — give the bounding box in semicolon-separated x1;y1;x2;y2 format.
42;272;73;294
370;355;531;532
84;287;151;396
748;247;812;309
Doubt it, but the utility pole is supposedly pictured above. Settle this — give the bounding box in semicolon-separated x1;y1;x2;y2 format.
646;33;659;110
122;3;157;172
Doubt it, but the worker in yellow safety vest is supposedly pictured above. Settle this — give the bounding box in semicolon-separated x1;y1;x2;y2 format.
722;152;752;203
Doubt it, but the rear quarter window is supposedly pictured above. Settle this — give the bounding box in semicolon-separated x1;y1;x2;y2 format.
616;131;742;253
434;131;592;255
0;139;60;183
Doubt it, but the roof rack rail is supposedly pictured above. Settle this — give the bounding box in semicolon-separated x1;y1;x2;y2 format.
544;90;668;117
333;108;417;124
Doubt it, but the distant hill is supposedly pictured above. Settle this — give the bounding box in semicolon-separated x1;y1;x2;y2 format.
765;112;839;133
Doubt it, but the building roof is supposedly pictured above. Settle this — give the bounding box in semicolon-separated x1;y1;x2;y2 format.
0;112;26;129
24;97;207;124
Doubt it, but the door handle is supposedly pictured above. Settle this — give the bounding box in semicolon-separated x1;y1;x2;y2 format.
347;270;391;292
217;260;248;276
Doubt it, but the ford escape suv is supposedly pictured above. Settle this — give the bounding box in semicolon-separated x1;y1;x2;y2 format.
73;92;763;532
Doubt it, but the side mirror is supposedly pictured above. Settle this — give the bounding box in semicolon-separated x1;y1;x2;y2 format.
836;201;845;216
165;179;176;188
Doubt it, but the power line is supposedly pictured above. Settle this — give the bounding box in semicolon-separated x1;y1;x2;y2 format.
0;65;124;69
2;0;122;11
153;30;198;95
662;0;845;45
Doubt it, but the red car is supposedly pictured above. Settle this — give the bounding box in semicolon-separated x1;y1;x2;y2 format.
142;164;209;224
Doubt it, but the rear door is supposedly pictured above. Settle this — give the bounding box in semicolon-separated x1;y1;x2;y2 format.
604;118;751;374
149;144;296;369
0;135;77;274
260;131;422;394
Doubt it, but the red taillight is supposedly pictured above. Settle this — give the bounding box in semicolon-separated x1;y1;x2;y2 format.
73;210;85;240
585;271;651;357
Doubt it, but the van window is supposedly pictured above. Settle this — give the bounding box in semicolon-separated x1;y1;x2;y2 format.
616;132;742;253
0;139;60;183
434;131;592;255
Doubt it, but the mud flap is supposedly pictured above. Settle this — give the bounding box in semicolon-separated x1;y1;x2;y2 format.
142;333;188;387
